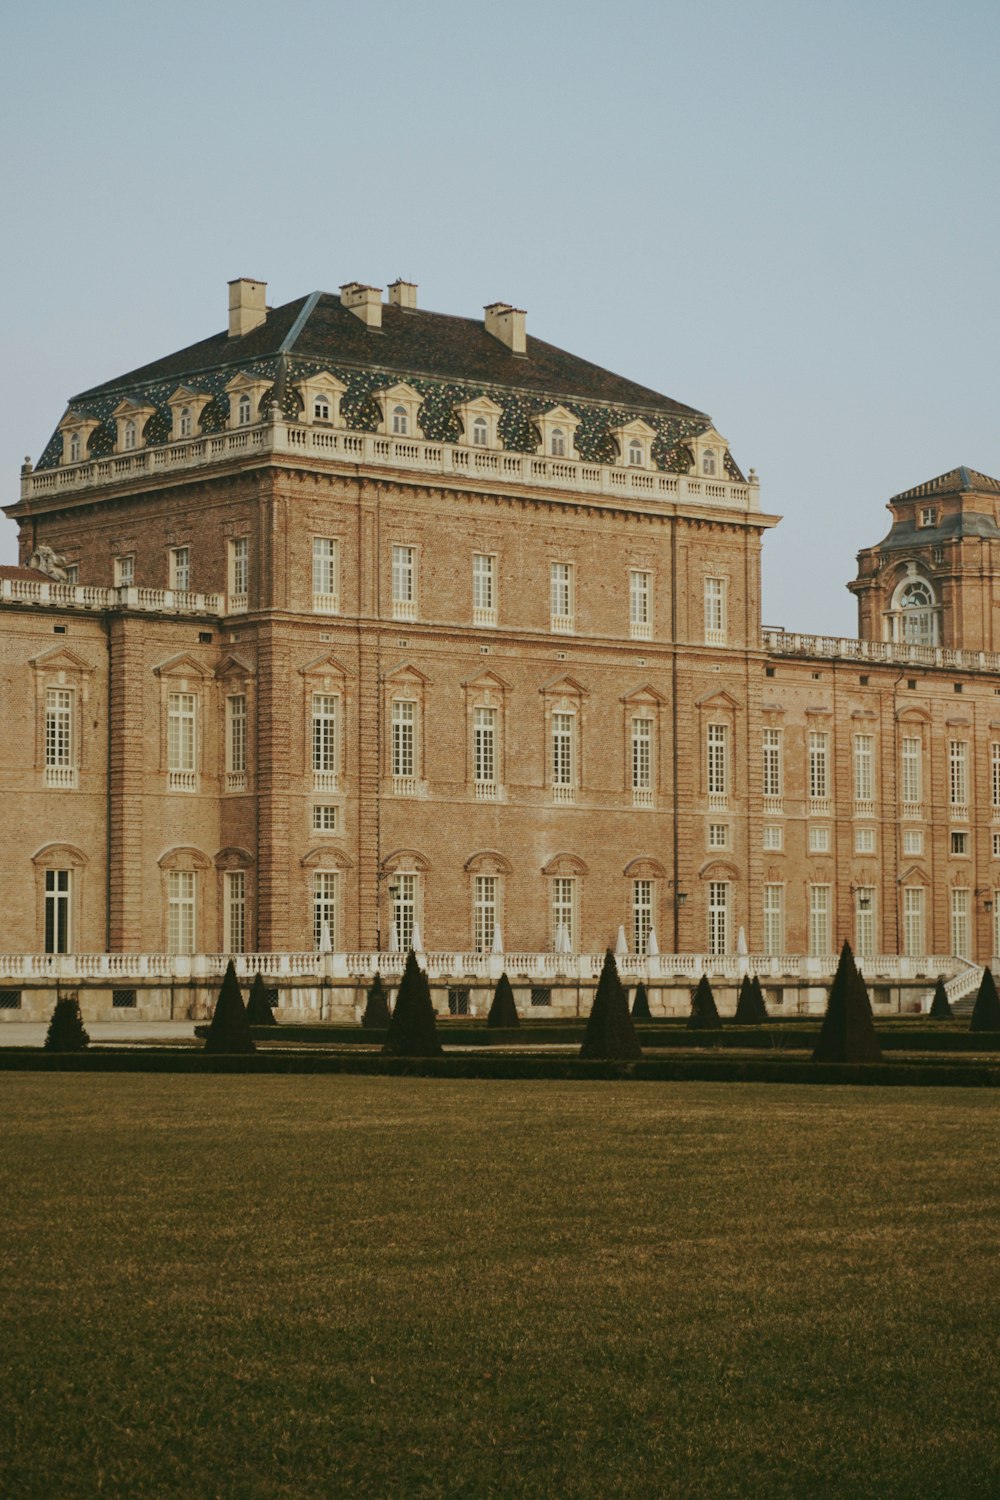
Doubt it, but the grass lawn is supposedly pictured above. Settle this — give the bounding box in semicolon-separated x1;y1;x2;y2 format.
2;1079;999;1499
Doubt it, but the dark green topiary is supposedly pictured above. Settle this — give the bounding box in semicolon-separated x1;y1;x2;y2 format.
204;959;256;1054
382;951;443;1057
486;972;520;1028
630;981;652;1021
362;972;392;1029
44;995;89;1052
929;977;953;1020
734;974;769;1024
580;951;642;1060
969;967;1000;1031
246;972;278;1026
812;940;882;1063
689;974;722;1030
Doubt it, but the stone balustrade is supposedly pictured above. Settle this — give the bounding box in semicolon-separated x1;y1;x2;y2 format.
763;628;1000;676
0;577;223;616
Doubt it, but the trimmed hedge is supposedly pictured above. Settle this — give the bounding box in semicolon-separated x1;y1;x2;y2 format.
1;1045;998;1087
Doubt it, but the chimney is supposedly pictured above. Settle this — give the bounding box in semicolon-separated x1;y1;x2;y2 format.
228;278;267;338
387;279;418;310
484;302;526;355
340;282;383;329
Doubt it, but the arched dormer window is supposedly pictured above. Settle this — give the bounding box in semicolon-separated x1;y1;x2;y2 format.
123;420;137;451
238;394;252;426
392;405;409;436
551;428;566;457
69;433;81;463
890;573;939;646
179;407;193;438
702;449;717;476
472;416;489;448
628;439;644;467
314;395;331;422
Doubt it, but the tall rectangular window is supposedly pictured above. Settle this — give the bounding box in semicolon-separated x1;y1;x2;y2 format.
392;700;416;788
707;723;728;800
392;544;416;619
167;871;196;954
951;888;970;960
167;692;197;791
313;871;338;951
115;554;134;587
44;869;71;953
225;871;246;954
229;537;248;609
550;562;574;632
312;537;340;612
762;728;782;799
992;743;1000;811
763;884;784;956
631;718;652;803
949;740;968;808
708;881;730;955
551;877;576;951
551;711;575;796
474;874;497;953
704;577;726;643
225;694;247;790
312;693;339;790
855;888;876;959
809;732;829;801
809;885;831;957
853;734;874;804
629;570;651;639
473;706;497;789
45;687;76;788
903;888;925;959
472;553;496;624
632;878;653;955
169;546;190;592
901;736;922;807
392;872;417;951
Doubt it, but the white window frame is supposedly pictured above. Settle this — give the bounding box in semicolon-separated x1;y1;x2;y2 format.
763;884;784;956
44;868;72;954
167;692;197;792
228;537;248;612
313;871;338;951
855;887;876;959
629;570;651;640
392;872;418;952
809;885;831;958
225;693;247;792
169;546;191;593
115;554;135;588
550;876;576;951
808;731;829;803
312;537;340;614
473;874;498;954
901;736;922;810
631;878;653;955
224;870;247;954
762;728;782;802
44;686;77;789
708;881;730;956
311;693;339;792
312;804;338;833
550;562;574;633
704;577;726;645
391;699;417;793
473;705;497;795
707;723;728;805
551;711;576;801
949;740;968;811
902;829;923;856
951;888;970;960
903;887;925;959
472;553;496;626
808;825;831;854
762;824;783;851
853;734;874;806
167;870;196;955
631;717;653;806
392;544;417;621
855;827;876;854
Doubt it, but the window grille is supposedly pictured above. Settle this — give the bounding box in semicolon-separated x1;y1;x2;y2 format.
448;987;470;1016
112;989;137;1009
530;986;552;1008
0;990;21;1010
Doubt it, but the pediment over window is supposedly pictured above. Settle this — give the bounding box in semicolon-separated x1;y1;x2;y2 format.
541;853;589;877
378;382;422;437
111;396;157;453
381;848;431;873
298;652;355;680
464;850;513;876
32;842;88;868
698;858;740;881
224;371;272;428
612;418;656;470
534;404;580;458
28;645;96;676
462;669;512;695
214;846;254;871
457;395;503;450
300;846;355;870
158;846;211;872
215;654;255;682
57;407;101;465
623;856;668;879
898;864;930;886
539;673;588;699
621;683;667;707
295;371;347;425
695;688;740;711
154;652;212;679
690;425;730;478
895;706;931;724
384;662;432;687
167;385;211;440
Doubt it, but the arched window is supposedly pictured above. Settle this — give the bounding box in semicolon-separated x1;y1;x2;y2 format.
898;579;936;644
123;420;136;451
472;416;489;448
702;449;717;476
628;439;644;467
237;394;252;426
392;405;409;435
179;407;192;438
550;428;566;457
69;433;81;463
313;395;331;422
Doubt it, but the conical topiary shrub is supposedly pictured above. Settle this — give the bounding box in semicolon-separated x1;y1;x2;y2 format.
382;950;442;1057
486;972;519;1028
44;995;89;1052
630;981;652;1021
689;974;722;1030
812;940;882;1063
204;959;256;1054
734;974;769;1024
970;967;1000;1031
246;972;278;1026
580;950;642;1060
928;977;953;1020
362;972;392;1029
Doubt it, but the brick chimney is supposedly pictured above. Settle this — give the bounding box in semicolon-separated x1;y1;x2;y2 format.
484;302;526;354
340;283;383;329
387;279;418;310
228;278;267;338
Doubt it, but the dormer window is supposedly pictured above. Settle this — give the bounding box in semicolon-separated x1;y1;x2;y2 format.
920;507;936;527
123;420;137;451
702;449;718;476
178;408;193;438
456;395;503;452
313;395;331;422
628;439;644;467
472;417;489;448
238;394;252;426
69;433;81;463
551;428;566;457
392;405;409;436
890;571;940;646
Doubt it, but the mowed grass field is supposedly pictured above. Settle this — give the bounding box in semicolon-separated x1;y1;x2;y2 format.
2;1079;999;1500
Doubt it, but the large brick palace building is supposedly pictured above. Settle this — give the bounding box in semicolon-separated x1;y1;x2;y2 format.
4;277;1000;1014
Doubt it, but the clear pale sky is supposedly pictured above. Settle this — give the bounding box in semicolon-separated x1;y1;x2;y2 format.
2;0;997;635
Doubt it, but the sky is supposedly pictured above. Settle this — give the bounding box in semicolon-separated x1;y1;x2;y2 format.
2;0;998;635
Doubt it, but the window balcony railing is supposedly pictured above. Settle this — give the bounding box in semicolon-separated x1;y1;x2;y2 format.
854;800;875;819
313;771;339;793
392;598;417;622
950;804;969;823
809;797;832;816
393;775;418;797
312;594;340;615
704;629;727;646
629;620;651;641
901;802;923;821
551;614;574;634
473;606;497;627
225;771;247;793
632;788;654;808
228;593;248;615
552;784;577;804
44;766;77;789
992;806;1000;824
762;795;783;814
475;781;500;800
707;792;728;811
168;770;197;793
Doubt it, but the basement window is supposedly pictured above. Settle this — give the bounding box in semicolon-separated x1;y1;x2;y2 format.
0;990;21;1010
